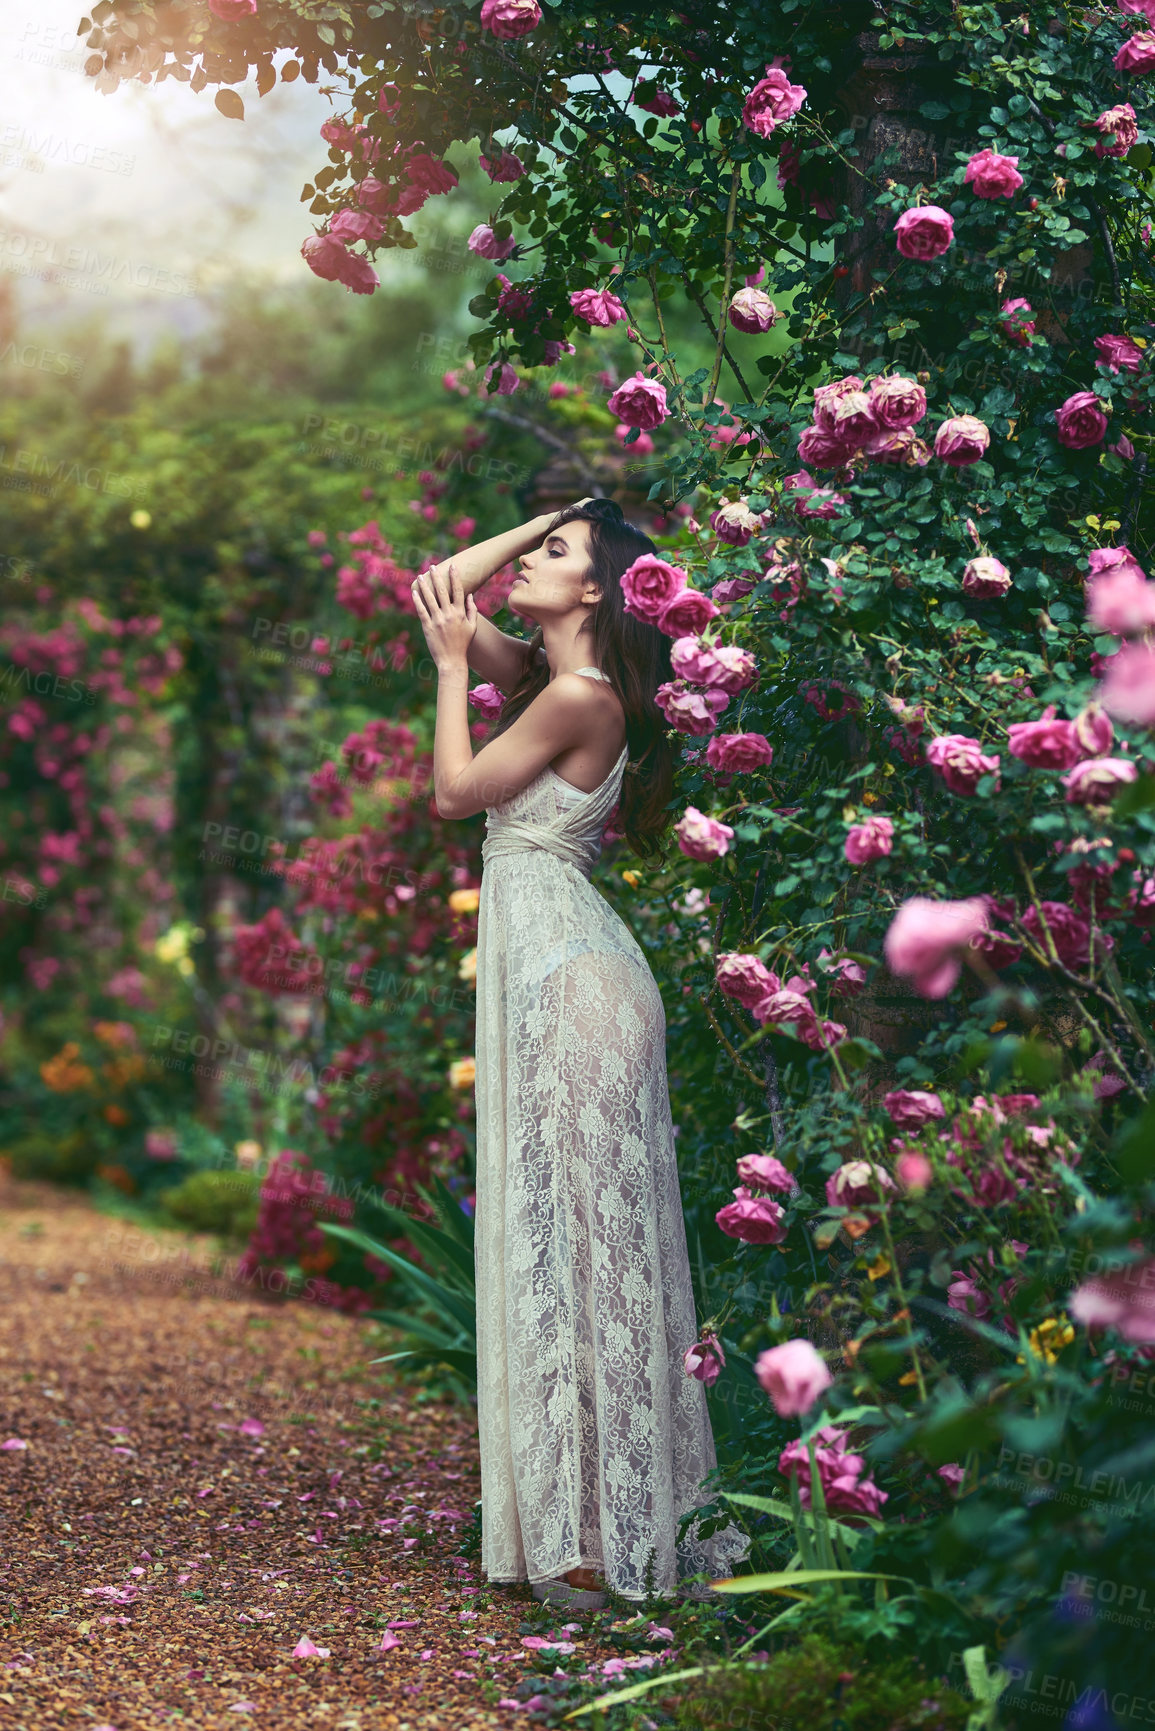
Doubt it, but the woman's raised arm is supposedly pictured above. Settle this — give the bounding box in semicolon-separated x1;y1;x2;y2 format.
413;510;558;691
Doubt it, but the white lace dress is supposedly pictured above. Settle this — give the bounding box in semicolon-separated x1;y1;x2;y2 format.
473;667;749;1601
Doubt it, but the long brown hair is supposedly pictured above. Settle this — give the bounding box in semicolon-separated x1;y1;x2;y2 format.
492;499;675;860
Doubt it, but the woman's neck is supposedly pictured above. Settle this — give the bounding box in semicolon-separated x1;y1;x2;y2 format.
541;617;599;680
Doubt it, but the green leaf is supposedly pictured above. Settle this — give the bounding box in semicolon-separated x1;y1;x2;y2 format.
835;1036;883;1072
710;1567;907;1594
1115;1098;1155;1186
1114;774;1155;817
563;1667;707;1718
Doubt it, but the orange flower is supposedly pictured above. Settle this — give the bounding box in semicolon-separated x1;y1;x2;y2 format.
102;1103;130;1126
448;887;481;915
40;1043;95;1092
93;1021;137;1050
96;1163;135;1194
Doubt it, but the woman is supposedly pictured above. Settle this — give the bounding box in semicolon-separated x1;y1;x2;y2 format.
412;498;747;1609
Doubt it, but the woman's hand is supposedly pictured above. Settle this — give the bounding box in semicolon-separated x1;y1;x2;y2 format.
412;563;478;672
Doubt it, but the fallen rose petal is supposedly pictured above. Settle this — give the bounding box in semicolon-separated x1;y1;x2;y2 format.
292;1635;330;1657
1;1438;30;1449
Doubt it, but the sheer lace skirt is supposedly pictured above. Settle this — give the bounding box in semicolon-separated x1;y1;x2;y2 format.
475;846;749;1600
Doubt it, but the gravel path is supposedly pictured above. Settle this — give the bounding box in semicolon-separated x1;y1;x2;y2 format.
0;1179;610;1731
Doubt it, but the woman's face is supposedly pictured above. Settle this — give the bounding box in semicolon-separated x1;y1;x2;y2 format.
506;519;600;624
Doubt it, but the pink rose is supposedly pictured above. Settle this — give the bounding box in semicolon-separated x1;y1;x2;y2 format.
709;498;761;543
467;682;505;720
655;682;730;735
736;1153;794;1193
895;1150;934;1192
882;1089;945;1129
658;587;721;637
468;224;516;260
145;1129;179;1159
615;422;653;452
209;0;257;16
479;0;541;39
716;952;780;1008
868;375;927;430
1056;390;1109;449
1000;298;1036;347
1088;545;1147;582
926;733;1001;794
961;556;1012;599
704;646;758;693
1062;757;1138;804
620;554;687;621
300;234;379;295
607;372;669;429
778;1426;888;1518
817;949;867;995
480;148;525;182
894;205;955;260
1070;1259;1155;1344
934;415;990;466
844;814;894;864
406;154;458;195
742;68;807;137
669;636;722;686
754;1340;831;1417
1007;707;1081;769
710;499;765;545
1100;642;1155;726
1093;103;1139;157
798;423;859;468
884;897;991;998
570;287;628;327
755;985;818;1034
825;1160;896;1212
963;148;1024;198
1095;333;1144;373
1115;31;1155;71
706;732;774;773
947;1274;991;1319
729;287;781;332
683;1334;726;1384
1073;703;1115;757
1087;569;1155;635
861;427;931;467
636;87;680;116
812;375;866;428
329;208;384;244
675;807;734;860
783;471;847;518
483;361;520;396
1020;901;1099;969
712;577;755;606
715;1186;787;1243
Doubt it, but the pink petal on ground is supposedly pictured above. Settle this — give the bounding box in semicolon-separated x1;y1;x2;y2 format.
379;1630;401;1652
452;1669;475;1679
291;1636;329;1658
420;1648;435;1659
1;1438;30;1449
388;1619;420;1628
229;1705;258;1713
402;1537;419;1550
239;1418;265;1436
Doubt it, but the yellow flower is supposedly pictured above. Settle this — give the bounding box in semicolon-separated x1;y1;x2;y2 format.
1018;1316;1075;1366
130;509;151;530
235;1140;262;1169
457;948;477;985
448;1057;476;1091
621;870;641;888
155;925;190;964
866;1254;891;1281
448;888;480;915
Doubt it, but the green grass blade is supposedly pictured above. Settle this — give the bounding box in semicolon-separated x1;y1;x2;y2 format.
320;1224;476;1336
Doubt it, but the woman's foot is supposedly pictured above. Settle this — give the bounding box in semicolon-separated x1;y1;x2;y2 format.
563;1566;605;1592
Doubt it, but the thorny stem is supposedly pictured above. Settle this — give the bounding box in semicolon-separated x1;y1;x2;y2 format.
704;163;741;412
700;994;766;1089
875;1192;929;1403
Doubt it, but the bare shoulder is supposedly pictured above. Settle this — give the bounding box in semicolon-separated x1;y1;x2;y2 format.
534;672;622;718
